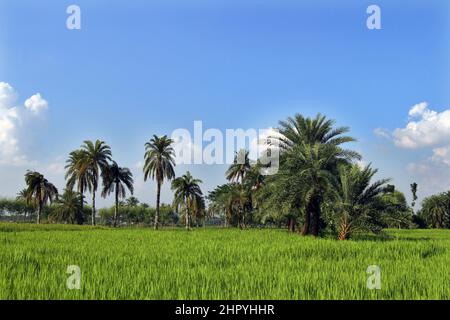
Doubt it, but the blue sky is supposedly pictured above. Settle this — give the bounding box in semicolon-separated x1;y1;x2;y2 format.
0;0;449;207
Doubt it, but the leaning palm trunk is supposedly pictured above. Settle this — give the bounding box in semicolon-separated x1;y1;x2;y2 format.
154;181;161;230
91;191;96;226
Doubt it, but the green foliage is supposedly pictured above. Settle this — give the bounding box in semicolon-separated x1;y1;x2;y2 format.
418;192;450;229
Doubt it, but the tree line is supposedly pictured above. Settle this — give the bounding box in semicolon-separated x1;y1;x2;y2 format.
1;113;449;238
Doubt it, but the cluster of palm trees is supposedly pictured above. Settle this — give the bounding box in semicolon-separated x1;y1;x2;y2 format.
15;112;450;236
21;135;204;229
208;114;407;239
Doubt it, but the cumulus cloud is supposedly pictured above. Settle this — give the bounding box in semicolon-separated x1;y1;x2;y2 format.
24;93;48;114
0;82;49;165
393;102;450;149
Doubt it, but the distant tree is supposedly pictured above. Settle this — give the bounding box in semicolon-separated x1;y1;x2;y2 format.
410;182;418;209
125;196;140;207
24;171;58;224
171;171;203;229
101;162;134;227
418;192;450;229
143;135;176;230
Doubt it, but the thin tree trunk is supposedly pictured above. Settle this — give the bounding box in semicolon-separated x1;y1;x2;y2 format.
113;184;119;227
288;218;296;233
37;200;42;224
78;185;84;225
154;180;161;230
92;191;96;226
186;209;190;230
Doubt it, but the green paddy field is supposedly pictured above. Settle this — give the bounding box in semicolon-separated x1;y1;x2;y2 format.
0;223;448;300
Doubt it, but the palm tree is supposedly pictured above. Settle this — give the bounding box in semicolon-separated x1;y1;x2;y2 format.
269;113;360;236
16;188;29;201
50;189;84;224
101;161;134;227
24;171;58;224
65;149;90;224
171;171;203;229
80;140;112;226
419;192;450;228
335;164;390;240
226;149;252;183
285;143;357;236
143;135;176;229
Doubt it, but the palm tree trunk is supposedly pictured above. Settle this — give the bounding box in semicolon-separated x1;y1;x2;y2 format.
154;180;161;230
302;207;311;236
186;209;190;229
91;191;96;226
37;200;43;224
77;185;84;225
114;184;119;227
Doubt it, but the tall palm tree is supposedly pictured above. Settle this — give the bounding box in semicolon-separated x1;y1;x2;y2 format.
80;140;112;226
335;164;390;240
50;189;84;224
24;171;58;224
171;171;203;229
143;135;176;229
101;161;134;227
226;149;252;183
65;149;90;224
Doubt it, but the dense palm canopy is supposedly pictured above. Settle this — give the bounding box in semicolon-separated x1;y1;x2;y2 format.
50;189;84;224
24;171;58;224
419;192;450;229
144;135;176;229
171;171;203;229
101;162;134;227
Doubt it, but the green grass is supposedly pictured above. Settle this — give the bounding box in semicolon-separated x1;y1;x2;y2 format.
0;223;448;300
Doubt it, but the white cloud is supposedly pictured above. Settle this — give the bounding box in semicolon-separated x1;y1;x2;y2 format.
0;82;49;166
24;93;48;114
431;145;450;166
393;102;450;149
373;127;390;139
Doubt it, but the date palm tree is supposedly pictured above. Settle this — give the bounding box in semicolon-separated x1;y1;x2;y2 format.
171;171;203;229
65;149;90;224
101;161;134;227
144;135;176;229
80;140;112;226
24;171;58;224
226;149;252;183
50;189;84;224
335;164;390;240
